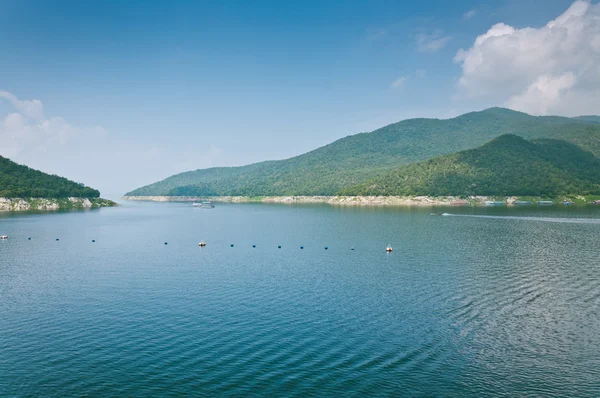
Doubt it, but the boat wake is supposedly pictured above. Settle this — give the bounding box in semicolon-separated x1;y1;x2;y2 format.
440;214;600;224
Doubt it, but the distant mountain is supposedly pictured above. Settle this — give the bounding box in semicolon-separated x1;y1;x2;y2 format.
126;108;600;197
573;115;600;124
0;156;100;198
340;135;600;197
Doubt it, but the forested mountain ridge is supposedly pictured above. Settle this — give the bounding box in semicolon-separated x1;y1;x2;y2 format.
340;135;600;197
126;108;600;197
0;155;100;198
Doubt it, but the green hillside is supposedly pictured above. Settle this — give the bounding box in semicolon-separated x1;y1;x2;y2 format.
126;108;600;197
573;116;600;124
0;156;100;198
340;135;600;197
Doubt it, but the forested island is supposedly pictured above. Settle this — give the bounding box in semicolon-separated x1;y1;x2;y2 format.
0;156;116;211
124;108;600;203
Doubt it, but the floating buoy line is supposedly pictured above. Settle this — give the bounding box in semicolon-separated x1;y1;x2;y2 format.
2;237;397;253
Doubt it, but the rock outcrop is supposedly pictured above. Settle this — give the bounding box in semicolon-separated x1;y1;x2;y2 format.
0;197;117;211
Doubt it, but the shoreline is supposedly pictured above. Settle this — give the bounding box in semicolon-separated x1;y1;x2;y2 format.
121;195;597;206
0;197;118;212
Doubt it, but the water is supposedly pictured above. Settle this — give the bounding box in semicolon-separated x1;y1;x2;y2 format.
1;202;600;397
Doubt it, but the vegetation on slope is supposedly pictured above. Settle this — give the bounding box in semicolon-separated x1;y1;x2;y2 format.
126;108;600;197
573;116;600;124
0;156;100;198
340;135;600;197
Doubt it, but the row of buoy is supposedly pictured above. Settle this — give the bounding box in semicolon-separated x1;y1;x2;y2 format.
4;237;393;252
1;237;96;242
192;242;392;252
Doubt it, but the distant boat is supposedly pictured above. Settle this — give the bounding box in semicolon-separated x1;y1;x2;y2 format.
514;201;532;206
0;235;8;240
193;201;214;208
484;201;505;206
538;200;554;206
563;201;575;206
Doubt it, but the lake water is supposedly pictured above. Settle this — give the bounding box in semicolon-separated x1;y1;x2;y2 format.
1;202;600;397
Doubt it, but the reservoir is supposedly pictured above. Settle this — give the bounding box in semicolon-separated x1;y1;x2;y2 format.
1;202;599;396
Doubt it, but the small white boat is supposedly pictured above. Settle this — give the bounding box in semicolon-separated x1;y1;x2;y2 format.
198;241;207;247
193;201;214;208
0;235;8;240
386;245;393;252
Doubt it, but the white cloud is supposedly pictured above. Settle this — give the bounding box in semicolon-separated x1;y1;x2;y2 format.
416;30;452;53
0;91;45;120
507;72;577;115
454;0;600;116
391;76;407;89
463;10;477;20
0;91;222;197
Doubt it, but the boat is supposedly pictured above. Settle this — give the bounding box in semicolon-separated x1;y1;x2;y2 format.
514;201;533;206
193;201;214;208
198;241;207;247
484;201;505;206
0;235;8;240
386;245;393;252
537;200;554;206
563;201;575;206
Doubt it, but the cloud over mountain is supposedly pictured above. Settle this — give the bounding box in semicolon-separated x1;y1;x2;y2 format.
454;0;600;116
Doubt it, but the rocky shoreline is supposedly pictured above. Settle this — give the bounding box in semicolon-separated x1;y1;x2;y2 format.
121;195;587;206
0;197;118;212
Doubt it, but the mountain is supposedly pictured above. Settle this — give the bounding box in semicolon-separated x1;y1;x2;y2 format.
0;156;100;198
573;115;600;124
126;108;600;197
340;135;600;197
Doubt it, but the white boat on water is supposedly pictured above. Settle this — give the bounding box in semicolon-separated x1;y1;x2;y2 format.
0;235;8;240
192;201;214;208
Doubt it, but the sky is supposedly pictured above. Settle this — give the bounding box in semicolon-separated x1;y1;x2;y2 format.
1;0;599;197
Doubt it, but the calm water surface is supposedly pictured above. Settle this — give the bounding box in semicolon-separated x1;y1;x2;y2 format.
1;202;600;397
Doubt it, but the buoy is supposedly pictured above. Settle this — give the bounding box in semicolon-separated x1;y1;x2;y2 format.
92;240;95;243
278;245;281;249
164;242;168;245
230;244;234;247
351;248;354;250
324;246;328;250
252;245;256;248
300;246;304;249
56;238;59;241
28;237;31;240
386;246;393;252
199;241;206;247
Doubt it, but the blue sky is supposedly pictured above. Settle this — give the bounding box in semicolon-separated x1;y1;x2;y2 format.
1;0;598;196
